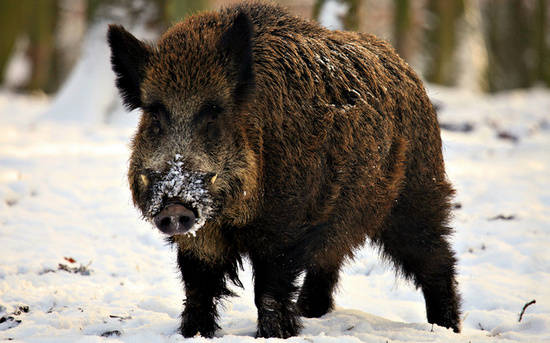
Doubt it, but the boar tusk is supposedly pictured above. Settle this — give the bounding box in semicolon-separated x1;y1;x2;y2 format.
140;174;149;187
210;174;218;184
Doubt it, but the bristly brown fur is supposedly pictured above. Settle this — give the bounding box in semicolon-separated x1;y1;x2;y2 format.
108;1;461;338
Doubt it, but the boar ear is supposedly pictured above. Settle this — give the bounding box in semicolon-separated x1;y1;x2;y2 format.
107;25;150;110
220;11;255;104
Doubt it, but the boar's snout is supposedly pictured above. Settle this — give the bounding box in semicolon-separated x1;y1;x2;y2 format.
153;203;196;235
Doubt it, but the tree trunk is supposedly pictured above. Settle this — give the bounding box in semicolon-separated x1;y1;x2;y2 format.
533;0;550;86
483;0;532;92
0;2;28;84
26;0;59;93
393;0;411;60
423;0;464;86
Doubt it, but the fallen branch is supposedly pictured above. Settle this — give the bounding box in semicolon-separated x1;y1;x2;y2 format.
518;300;536;322
488;214;516;221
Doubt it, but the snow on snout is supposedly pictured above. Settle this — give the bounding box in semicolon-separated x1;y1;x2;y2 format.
147;155;214;236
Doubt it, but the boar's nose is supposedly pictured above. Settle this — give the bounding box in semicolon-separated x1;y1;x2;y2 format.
153;204;196;235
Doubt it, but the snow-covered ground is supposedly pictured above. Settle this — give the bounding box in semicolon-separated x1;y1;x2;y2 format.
1;81;549;343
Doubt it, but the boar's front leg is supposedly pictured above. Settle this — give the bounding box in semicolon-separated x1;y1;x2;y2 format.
177;249;238;338
250;251;303;338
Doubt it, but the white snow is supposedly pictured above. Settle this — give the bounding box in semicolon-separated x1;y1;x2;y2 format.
39;20;153;127
1;76;549;342
40;22;126;126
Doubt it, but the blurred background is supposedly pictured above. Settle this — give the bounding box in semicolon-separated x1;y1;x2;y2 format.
0;0;549;98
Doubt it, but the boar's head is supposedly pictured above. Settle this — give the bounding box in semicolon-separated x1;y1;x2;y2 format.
108;11;260;236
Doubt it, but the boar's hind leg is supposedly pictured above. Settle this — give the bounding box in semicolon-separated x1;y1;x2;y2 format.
250;252;303;338
177;249;240;338
376;183;461;333
297;262;341;318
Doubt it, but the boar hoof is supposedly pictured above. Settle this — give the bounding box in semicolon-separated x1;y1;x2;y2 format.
256;301;301;338
180;308;218;338
296;295;332;318
432;312;460;333
426;296;461;333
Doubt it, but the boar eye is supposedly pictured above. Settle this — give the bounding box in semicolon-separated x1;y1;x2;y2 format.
151;118;161;135
143;102;169;135
144;102;169;121
206;117;220;141
196;102;223;122
206;121;217;139
195;102;223;141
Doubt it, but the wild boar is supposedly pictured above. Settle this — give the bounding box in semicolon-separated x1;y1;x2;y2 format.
108;1;461;338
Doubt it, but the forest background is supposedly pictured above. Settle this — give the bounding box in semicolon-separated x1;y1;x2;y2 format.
0;0;549;96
